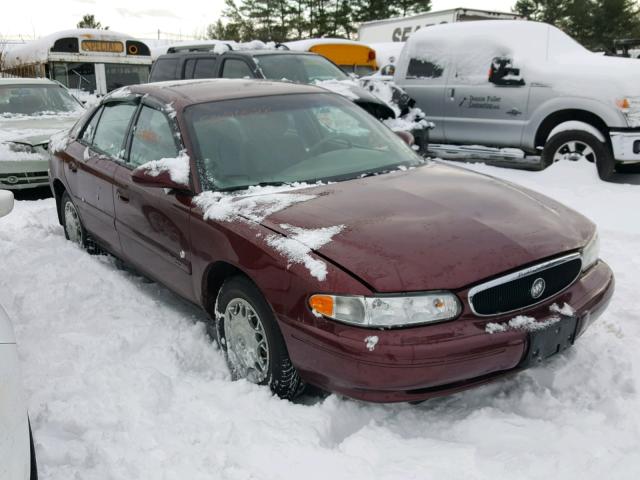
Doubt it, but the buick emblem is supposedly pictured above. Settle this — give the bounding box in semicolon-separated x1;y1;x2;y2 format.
531;278;546;299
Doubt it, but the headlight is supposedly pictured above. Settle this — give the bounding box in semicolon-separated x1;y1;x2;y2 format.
581;231;600;272
309;292;461;328
616;97;640;127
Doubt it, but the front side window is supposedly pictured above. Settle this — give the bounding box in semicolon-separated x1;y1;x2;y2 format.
221;59;253;79
80;107;102;144
185;93;420;190
129;106;178;167
257;54;349;83
0;84;83;116
91;102;137;158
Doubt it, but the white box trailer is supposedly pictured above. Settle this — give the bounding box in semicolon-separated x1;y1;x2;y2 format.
358;8;523;43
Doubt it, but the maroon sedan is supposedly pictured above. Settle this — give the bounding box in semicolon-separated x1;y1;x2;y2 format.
49;79;614;403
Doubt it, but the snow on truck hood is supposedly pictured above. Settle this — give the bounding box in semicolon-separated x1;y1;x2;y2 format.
258;163;594;292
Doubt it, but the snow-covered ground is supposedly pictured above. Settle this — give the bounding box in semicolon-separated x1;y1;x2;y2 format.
1;159;639;479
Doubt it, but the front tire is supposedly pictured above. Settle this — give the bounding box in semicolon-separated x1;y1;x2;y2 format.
542;130;614;181
214;276;304;400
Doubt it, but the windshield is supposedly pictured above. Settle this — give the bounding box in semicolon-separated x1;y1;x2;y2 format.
0;84;83;116
256;54;349;83
186;93;421;191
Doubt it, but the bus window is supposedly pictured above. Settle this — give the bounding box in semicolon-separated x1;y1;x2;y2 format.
52;62;97;93
105;64;150;91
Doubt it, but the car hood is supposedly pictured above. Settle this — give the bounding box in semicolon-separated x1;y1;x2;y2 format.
261;163;594;292
0;114;79;146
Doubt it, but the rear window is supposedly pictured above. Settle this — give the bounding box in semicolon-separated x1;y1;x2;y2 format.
151;58;179;81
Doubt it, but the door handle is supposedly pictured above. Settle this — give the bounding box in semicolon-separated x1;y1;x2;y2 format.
506;108;522;116
116;189;129;202
449;88;455;99
69;160;78;173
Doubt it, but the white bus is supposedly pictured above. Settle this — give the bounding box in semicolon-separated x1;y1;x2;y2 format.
1;29;152;95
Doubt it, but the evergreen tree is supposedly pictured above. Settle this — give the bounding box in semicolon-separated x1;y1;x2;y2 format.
76;14;109;30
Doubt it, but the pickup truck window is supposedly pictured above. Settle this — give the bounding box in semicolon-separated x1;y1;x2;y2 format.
407;58;444;79
152;58;178;81
221;59;253;79
193;59;217;79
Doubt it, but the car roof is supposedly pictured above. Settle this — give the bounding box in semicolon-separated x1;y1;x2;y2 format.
0;77;59;86
126;79;327;105
156;50;317;60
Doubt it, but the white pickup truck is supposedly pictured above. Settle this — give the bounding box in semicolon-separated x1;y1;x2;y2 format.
392;20;640;180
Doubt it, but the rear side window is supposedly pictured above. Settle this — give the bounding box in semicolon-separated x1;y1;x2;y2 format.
407;58;444;79
193;59;217;79
151;58;179;81
92;103;137;158
129;106;178;167
221;59;253;79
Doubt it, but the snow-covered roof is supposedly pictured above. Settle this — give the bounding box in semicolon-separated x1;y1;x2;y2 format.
3;29;150;67
285;38;373;52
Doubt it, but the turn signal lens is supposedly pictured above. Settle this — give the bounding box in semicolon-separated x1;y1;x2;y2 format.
616;98;631;110
309;295;334;317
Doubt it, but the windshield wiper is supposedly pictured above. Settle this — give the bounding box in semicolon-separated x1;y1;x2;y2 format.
217;181;289;192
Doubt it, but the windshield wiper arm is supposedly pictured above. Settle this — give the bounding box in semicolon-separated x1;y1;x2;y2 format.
217;181;289;192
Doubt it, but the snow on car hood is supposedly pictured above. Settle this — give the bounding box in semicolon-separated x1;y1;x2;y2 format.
260;163;595;292
0;114;80;146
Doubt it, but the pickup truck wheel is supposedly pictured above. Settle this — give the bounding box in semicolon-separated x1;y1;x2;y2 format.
61;192;98;253
542;130;614;181
214;275;305;400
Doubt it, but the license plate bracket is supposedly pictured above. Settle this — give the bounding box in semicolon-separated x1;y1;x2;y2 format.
520;316;579;368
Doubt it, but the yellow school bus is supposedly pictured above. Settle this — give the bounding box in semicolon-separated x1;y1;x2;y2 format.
285;39;378;76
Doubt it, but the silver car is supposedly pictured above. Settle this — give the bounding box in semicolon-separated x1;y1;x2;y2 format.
0;78;84;190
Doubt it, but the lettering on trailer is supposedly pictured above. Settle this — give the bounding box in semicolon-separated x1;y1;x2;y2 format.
81;40;124;53
391;22;448;42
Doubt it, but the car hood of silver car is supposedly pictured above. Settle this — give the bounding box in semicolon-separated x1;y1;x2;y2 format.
0;114;80;147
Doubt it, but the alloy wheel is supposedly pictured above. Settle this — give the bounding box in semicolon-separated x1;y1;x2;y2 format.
552;140;596;163
223;298;270;383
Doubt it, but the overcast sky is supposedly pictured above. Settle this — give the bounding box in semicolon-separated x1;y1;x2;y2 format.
1;0;518;41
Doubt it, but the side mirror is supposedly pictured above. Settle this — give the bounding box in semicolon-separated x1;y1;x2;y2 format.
380;64;396;76
0;190;14;218
395;130;415;147
489;57;525;86
132;164;191;191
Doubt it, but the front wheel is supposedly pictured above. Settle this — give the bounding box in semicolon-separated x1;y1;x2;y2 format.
214;276;304;400
542;130;614;181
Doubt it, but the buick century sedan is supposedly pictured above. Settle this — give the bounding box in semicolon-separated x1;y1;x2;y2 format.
49;79;614;402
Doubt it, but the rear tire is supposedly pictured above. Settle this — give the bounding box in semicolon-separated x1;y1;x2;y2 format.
60;191;98;253
542;130;614;181
214;275;304;400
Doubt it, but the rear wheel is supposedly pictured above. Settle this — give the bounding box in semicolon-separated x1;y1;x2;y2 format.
542;130;614;181
61;191;98;253
214;275;304;400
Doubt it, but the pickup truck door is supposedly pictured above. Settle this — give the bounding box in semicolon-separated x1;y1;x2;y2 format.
395;56;448;142
442;55;530;147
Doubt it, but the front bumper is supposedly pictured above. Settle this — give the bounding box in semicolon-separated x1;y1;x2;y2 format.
282;260;614;403
0;343;31;479
0;160;49;190
610;129;640;163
